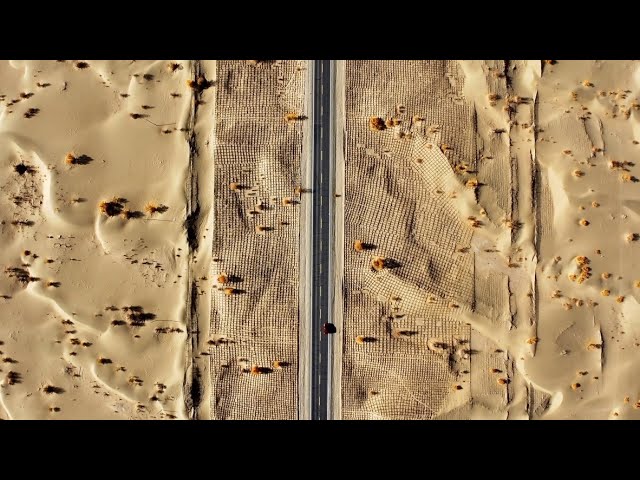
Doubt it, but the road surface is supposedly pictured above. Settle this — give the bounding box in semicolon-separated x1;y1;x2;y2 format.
311;60;334;420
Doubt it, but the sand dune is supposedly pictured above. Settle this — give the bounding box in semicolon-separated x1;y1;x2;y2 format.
2;60;638;420
0;60;211;419
336;60;640;420
338;61;477;419
531;60;640;419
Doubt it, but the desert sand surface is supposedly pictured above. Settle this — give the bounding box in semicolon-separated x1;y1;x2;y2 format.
209;60;308;419
338;61;476;419
532;61;640;419
2;59;638;421
0;59;307;420
0;60;214;419
336;60;640;419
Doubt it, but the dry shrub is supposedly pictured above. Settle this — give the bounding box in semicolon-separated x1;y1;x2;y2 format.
284;112;305;122
144;202;166;215
196;76;212;89
369;116;386;131
64;153;77;165
250;365;273;375
144;202;159;215
99;199;124;217
187;76;213;91
6;371;21;385
24;108;39;119
43;385;64;394
371;256;385;271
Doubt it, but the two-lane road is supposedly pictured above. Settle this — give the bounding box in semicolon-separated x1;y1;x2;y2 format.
310;60;334;420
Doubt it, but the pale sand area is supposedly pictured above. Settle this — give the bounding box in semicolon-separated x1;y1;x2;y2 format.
531;61;640;419
209;61;308;419
0;60;214;419
336;60;640;419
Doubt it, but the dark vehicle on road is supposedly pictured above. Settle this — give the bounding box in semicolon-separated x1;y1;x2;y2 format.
322;323;336;334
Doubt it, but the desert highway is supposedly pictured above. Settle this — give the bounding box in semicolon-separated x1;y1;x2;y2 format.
310;60;335;420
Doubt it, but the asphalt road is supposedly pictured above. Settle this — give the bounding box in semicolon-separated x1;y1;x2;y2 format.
311;60;334;420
